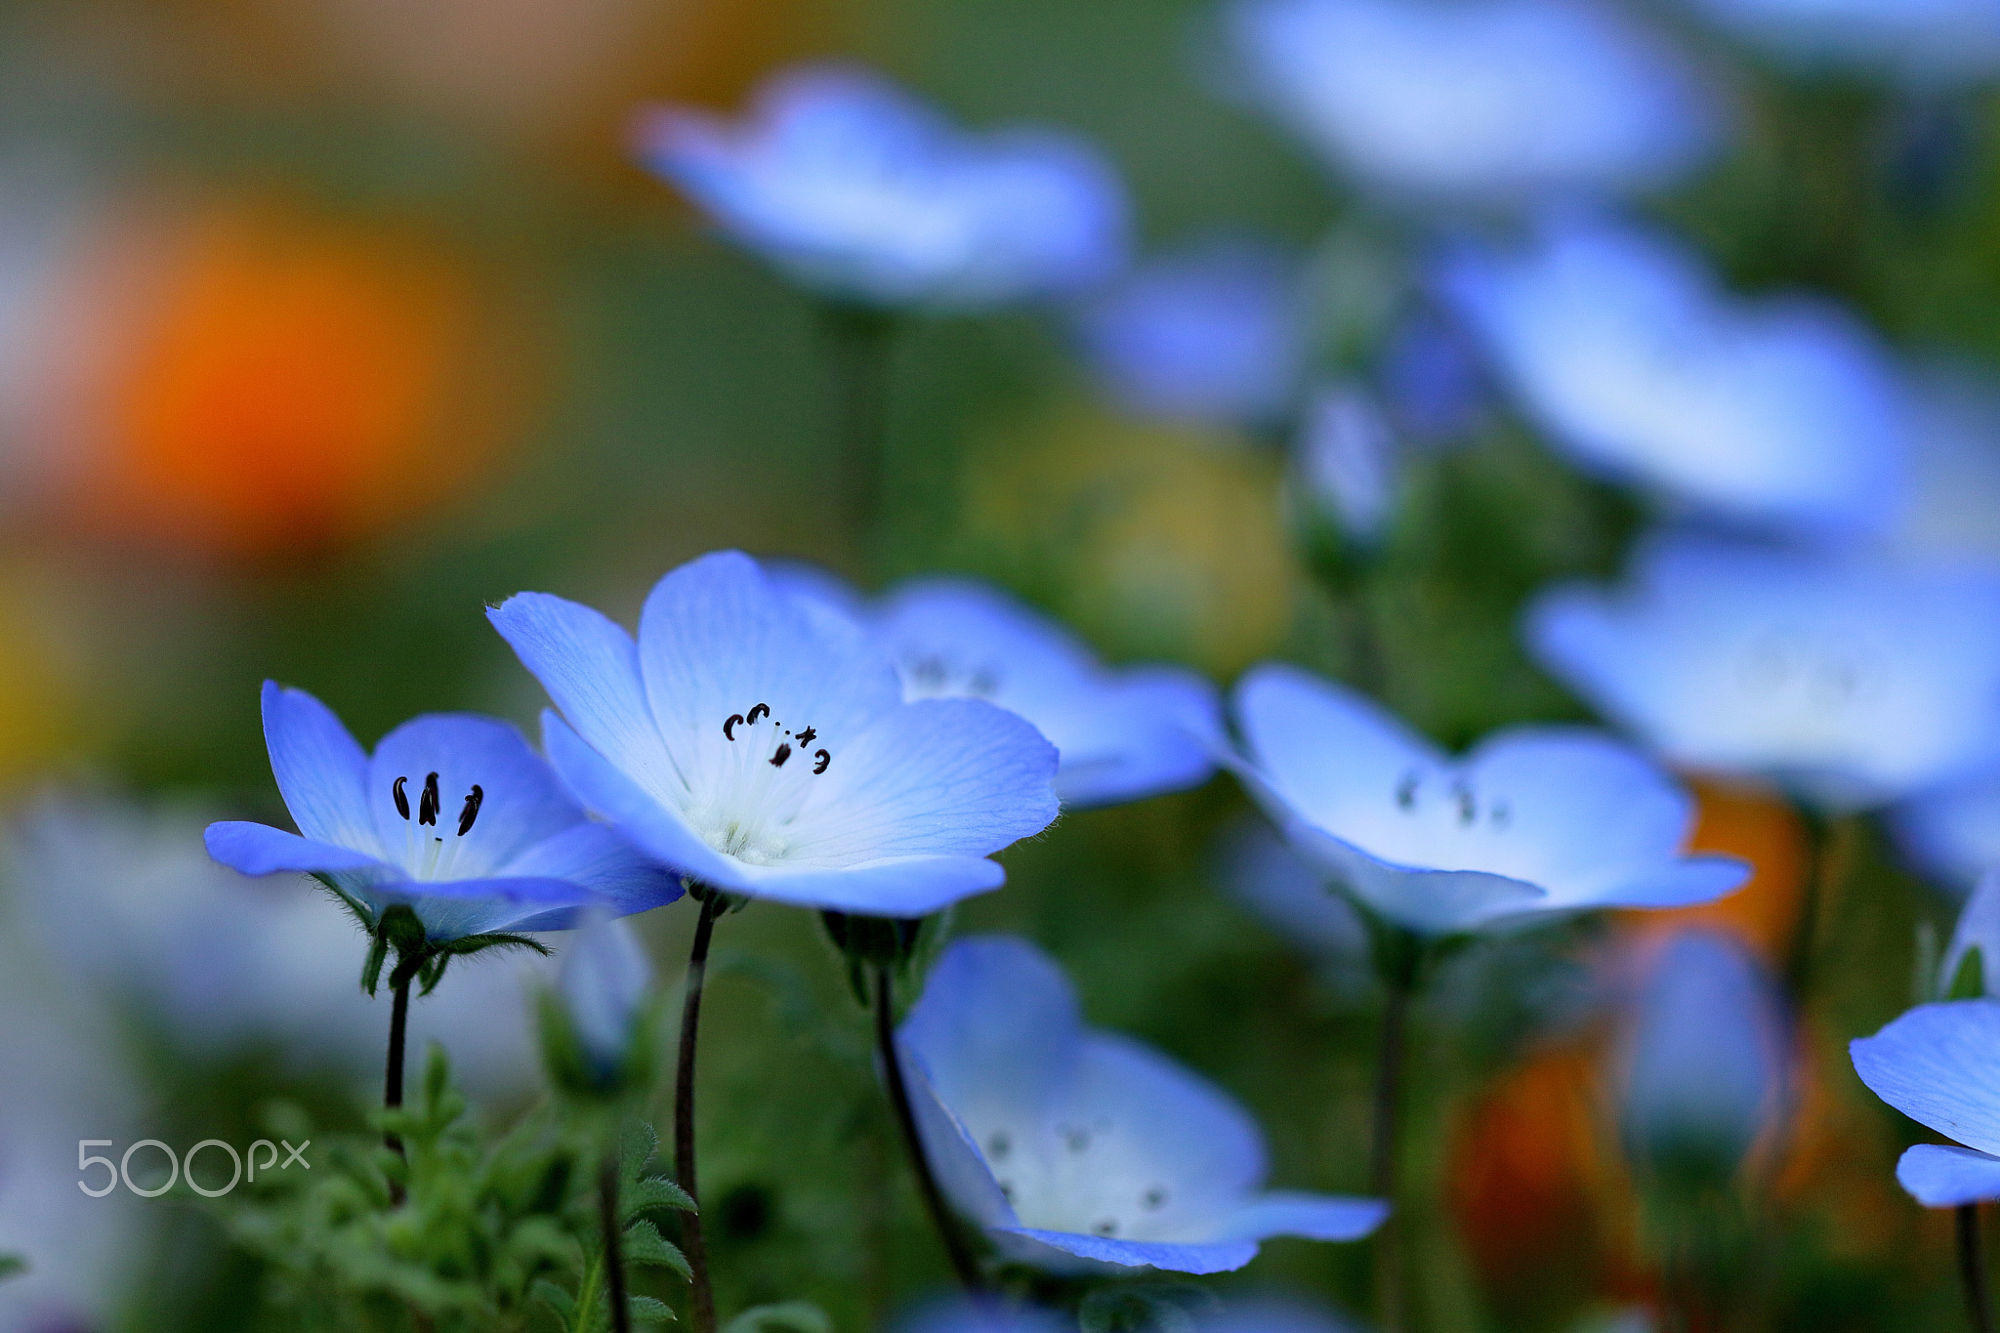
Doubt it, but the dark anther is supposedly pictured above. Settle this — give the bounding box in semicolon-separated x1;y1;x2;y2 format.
769;743;792;769
1093;1219;1119;1237
813;749;831;775
999;1181;1016;1203
418;772;441;826
723;712;744;740
796;726;816;746
1491;801;1511;829
1065;1128;1090;1153
987;1132;1011;1161
1396;771;1420;810
969;669;1000;696
457;784;484;837
1142;1187;1167;1210
392;775;410;821
1452;782;1476;825
746;702;770;725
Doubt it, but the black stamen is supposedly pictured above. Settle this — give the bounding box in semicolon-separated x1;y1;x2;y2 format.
1093;1219;1118;1237
746;702;770;725
795;726;816;747
769;743;792;768
813;749;831;775
392;775;410;821
1396;771;1420;810
457;784;484;837
1142;1187;1167;1210
723;713;743;740
1453;782;1476;825
418;772;440;827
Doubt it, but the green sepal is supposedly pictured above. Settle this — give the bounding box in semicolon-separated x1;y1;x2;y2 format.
1948;946;1987;1001
360;929;390;997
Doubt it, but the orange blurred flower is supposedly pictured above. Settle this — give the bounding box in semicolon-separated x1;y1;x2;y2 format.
61;197;521;561
1623;779;1810;962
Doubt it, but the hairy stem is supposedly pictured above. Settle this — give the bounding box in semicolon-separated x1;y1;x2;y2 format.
873;962;987;1293
384;968;413;1205
600;1152;632;1333
1963;1204;1994;1333
1369;970;1412;1333
674;891;723;1333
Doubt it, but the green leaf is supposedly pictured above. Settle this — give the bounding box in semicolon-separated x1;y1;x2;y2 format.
628;1294;675;1324
620;1121;660;1180
622;1220;691;1281
532;1277;576;1321
625;1175;696;1217
722;1303;833;1333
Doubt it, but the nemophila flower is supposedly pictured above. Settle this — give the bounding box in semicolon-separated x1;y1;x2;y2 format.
1893;362;2000;566
633;64;1127;310
1221;818;1369;990
1223;0;1723;204
896;935;1386;1274
1675;0;2000;87
1616;930;1787;1183
205;682;683;942
1894;777;2000;893
892;1298;1070;1333
1852;999;2000;1207
1074;236;1304;428
1440;217;1905;536
556;914;652;1077
489;552;1060;917
1223;663;1746;937
1527;534;2000;810
775;567;1218;809
1193;1300;1362;1333
1294;381;1404;549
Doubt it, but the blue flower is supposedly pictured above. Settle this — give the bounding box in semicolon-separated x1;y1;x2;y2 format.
1074;236;1304;427
205;683;683;942
1938;872;2000;998
1527;533;2000;810
634;64;1127;310
891;1298;1070;1333
1617;930;1787;1182
1294;381;1404;548
489;552;1060;917
1193;1300;1363;1333
1852;999;2000;1207
1440;216;1906;536
1223;663;1746;936
1220;818;1369;989
895;935;1385;1274
1224;0;1723;204
1894;778;2000;893
775;568;1219;809
1675;0;2000;87
557;914;652;1075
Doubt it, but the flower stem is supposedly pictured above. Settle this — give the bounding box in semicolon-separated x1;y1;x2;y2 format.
599;1151;632;1333
1369;966;1412;1333
674;890;723;1333
1785;812;1859;1001
1962;1204;1994;1333
383;967;413;1205
819;303;896;552
872;961;988;1294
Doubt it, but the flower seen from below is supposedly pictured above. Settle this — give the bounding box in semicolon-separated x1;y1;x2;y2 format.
1852;998;2000;1207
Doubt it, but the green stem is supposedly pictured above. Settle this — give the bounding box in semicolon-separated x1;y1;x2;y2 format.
1369;960;1415;1333
1963;1204;1994;1333
873;962;987;1293
674;891;724;1333
600;1151;632;1333
819;304;896;553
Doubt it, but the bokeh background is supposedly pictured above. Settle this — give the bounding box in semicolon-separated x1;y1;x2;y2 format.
0;0;1997;1328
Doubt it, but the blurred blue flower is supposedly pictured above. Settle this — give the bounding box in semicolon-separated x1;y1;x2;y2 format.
777;568;1219;809
1440;216;1906;536
1527;533;2000;810
1676;0;2000;87
1294;381;1404;548
1617;929;1787;1182
634;64;1127;310
897;935;1385;1274
557;913;651;1076
890;1297;1070;1333
1894;776;2000;893
206;683;682;942
1193;1298;1363;1333
1892;361;2000;565
1224;0;1723;204
1852;1000;2000;1207
1220;818;1370;990
491;552;1060;917
1223;663;1745;936
1074;236;1304;427
1377;307;1492;445
1938;871;2000;996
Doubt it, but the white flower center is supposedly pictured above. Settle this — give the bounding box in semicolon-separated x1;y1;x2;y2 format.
686;702;838;866
390;771;485;881
978;1118;1187;1243
900;651;1004;701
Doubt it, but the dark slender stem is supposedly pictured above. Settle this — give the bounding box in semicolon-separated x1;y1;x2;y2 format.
1785;813;1856;1001
1369;970;1411;1333
600;1152;632;1333
674;892;723;1333
1962;1205;1994;1333
820;304;896;551
384;969;413;1205
873;962;988;1293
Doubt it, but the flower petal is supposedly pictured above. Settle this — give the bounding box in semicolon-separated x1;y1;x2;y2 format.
1897;1144;2000;1208
1232;663;1440;831
899;1050;1022;1233
369;873;609;940
791;697;1058;862
500;821;685;917
366;714;582;876
1215;1191;1388;1243
260;681;376;852
732;853;1008;916
1851;1000;2000;1158
1051;667;1221;809
992;1227;1258;1275
541;712;745;889
900;935;1085;1128
205;821;385;878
